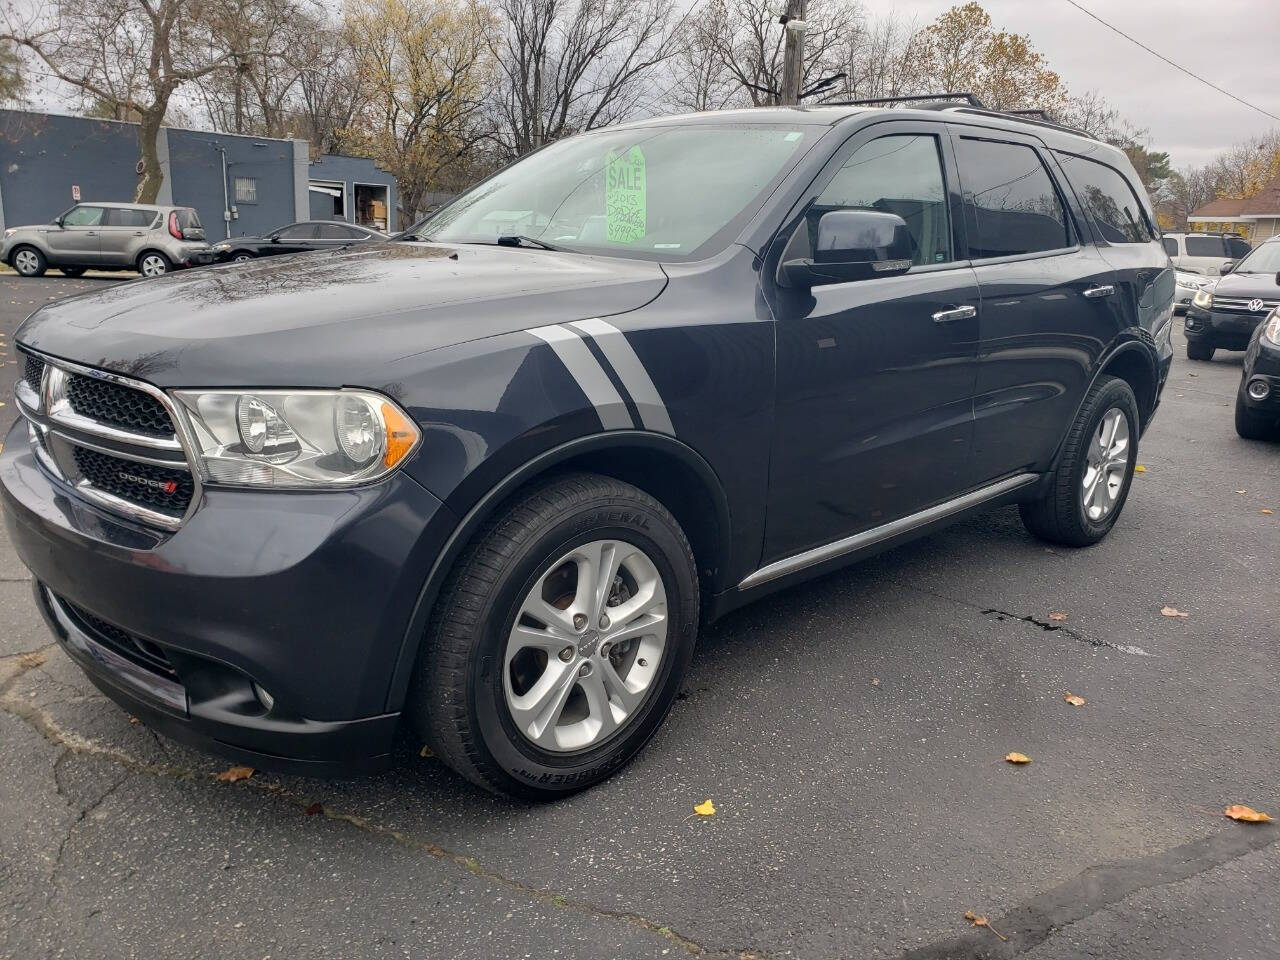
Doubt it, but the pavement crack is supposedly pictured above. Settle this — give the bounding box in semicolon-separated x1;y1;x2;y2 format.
899;825;1280;959
0;685;759;959
50;768;131;881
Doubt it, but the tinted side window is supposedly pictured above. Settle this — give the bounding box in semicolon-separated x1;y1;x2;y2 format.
316;223;362;240
1227;236;1252;258
1185;236;1226;257
106;208;155;227
814;134;953;265
1057;154;1154;243
275;223;318;240
1162;237;1178;257
62;206;105;227
955;138;1070;258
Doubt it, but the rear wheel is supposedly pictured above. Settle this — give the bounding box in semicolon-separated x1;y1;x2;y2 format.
137;251;171;277
1020;375;1140;547
1235;393;1278;440
1186;340;1215;361
410;473;699;800
58;266;87;277
11;246;46;277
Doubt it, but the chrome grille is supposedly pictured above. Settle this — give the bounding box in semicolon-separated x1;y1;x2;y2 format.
1214;297;1280;315
14;349;197;530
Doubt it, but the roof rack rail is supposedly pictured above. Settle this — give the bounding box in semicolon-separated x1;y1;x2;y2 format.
822;92;987;109
820;91;1098;141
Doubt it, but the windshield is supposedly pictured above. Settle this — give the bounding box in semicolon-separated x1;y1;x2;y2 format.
419;124;818;261
1232;241;1280;274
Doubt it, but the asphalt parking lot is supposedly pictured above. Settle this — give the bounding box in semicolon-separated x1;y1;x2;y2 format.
1;274;1277;960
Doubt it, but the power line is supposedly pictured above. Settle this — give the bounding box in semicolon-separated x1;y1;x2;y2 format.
1062;0;1280;124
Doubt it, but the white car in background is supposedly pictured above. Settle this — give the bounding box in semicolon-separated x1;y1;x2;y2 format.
1174;270;1214;314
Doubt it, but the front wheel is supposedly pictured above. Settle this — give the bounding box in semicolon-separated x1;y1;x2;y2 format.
231;252;254;263
11;246;46;277
137;251;171;277
410;473;699;800
1235;393;1278;440
1186;340;1215;361
1020;375;1140;547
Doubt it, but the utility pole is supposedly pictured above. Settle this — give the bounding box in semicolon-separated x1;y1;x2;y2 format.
780;0;807;106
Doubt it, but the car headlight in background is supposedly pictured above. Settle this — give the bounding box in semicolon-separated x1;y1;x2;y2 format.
1264;311;1280;347
1192;288;1214;309
213;242;231;251
171;389;419;487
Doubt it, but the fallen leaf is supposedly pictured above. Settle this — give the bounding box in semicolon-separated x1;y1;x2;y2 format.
1004;752;1032;765
214;766;255;783
871;677;880;687
1064;692;1086;707
964;911;1008;941
1263;509;1275;516
1048;611;1068;622
693;798;716;817
128;715;141;726
1160;606;1190;618
1225;804;1273;823
1134;464;1147;473
16;651;45;669
305;802;325;817
419;744;434;758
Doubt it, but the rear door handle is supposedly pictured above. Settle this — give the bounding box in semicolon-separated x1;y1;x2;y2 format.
133;231;145;236
932;305;977;323
1083;284;1115;299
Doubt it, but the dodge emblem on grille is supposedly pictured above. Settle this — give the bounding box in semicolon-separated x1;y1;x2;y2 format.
1249;298;1266;313
118;471;178;495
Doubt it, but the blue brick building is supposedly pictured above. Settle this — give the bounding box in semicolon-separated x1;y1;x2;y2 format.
0;110;397;238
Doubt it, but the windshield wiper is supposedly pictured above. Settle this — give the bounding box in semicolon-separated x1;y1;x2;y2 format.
496;234;570;252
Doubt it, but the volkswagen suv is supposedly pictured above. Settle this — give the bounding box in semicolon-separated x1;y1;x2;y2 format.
1;105;1173;799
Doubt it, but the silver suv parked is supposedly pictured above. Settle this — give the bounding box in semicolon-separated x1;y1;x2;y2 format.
2;202;213;278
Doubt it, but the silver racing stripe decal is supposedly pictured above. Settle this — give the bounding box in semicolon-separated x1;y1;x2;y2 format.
568;318;675;435
527;325;634;431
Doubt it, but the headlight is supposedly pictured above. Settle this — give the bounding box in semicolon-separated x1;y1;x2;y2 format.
1193;288;1214;309
171;389;419;487
213;242;230;251
1264;311;1280;347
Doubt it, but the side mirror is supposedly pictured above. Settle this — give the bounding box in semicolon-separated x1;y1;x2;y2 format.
1221;260;1235;274
52;217;64;228
270;235;280;243
779;209;914;288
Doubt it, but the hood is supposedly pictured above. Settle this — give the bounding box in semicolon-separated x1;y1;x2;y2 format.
1212;270;1280;299
16;242;667;387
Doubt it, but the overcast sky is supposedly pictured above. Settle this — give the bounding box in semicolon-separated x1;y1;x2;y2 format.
895;0;1280;169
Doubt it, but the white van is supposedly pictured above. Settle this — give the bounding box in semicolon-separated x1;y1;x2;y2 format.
1161;232;1252;277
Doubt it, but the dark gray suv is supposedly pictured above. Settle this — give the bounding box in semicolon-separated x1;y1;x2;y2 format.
2;202;212;277
2;102;1174;800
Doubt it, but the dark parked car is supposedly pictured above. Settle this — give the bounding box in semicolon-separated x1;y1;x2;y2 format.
1184;236;1280;361
211;220;385;261
1236;306;1280;439
2;103;1173;800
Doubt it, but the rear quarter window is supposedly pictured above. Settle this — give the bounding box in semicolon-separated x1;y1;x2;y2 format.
1056;153;1154;243
1162;237;1178;257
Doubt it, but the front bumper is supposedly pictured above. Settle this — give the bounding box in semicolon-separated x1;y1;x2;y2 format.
1184;305;1266;349
1;419;452;774
1240;335;1280;413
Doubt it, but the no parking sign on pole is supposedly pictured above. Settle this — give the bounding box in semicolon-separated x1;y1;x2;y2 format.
71;184;80;202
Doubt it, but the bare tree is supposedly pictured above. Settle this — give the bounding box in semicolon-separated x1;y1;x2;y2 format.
491;0;681;159
294;28;366;154
2;0;248;202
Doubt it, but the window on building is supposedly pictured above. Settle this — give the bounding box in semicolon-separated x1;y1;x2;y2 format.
106;208;156;227
814;135;953;265
234;177;258;204
955;138;1071;258
1056;154;1154;243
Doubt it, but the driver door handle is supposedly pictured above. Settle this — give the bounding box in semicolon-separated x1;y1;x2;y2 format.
1083;284;1116;299
932;305;977;323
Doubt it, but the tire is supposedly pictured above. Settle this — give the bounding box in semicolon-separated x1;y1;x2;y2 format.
137;251;171;277
1235;393;1278;440
410;472;699;800
10;246;46;277
1186;340;1215;361
231;252;254;263
1020;375;1140;548
59;266;87;277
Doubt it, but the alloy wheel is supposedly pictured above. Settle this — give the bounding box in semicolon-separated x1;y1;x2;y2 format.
13;250;39;275
503;539;668;753
1082;407;1130;521
140;255;167;277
